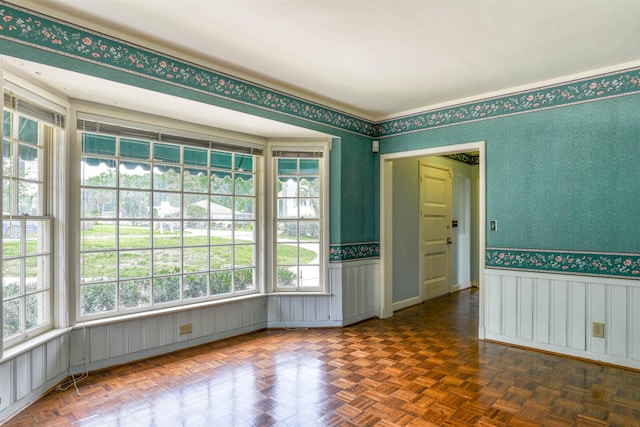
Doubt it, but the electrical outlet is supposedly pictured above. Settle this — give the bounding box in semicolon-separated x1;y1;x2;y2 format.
179;323;192;335
592;322;604;338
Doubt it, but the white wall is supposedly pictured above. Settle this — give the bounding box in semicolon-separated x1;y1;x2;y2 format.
485;268;640;370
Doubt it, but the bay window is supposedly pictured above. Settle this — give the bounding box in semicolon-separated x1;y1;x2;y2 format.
78;118;261;319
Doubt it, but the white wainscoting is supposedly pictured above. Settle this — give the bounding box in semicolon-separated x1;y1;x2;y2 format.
68;296;268;373
0;330;70;423
267;259;379;328
484;268;640;370
338;259;380;326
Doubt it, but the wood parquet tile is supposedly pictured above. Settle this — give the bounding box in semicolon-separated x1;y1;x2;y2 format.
6;288;640;426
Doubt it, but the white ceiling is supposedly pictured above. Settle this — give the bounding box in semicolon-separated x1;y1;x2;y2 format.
7;0;640;136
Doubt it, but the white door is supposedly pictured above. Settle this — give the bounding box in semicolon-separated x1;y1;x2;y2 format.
420;163;452;301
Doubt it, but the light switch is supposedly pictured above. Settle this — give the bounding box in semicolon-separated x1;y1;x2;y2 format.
490;220;497;231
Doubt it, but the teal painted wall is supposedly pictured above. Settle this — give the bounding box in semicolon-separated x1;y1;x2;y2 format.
381;94;640;254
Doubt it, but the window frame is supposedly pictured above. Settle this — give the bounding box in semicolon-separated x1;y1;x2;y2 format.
76;113;265;321
1;77;66;351
269;141;330;294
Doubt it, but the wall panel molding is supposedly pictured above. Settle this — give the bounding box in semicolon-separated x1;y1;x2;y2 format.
485;268;640;370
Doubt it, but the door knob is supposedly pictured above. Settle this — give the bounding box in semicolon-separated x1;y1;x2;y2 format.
447;237;452;245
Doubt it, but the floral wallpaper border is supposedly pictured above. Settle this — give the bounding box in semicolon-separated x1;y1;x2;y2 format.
378;68;640;137
443;153;479;165
330;243;380;262
1;2;639;140
0;2;376;136
486;247;640;279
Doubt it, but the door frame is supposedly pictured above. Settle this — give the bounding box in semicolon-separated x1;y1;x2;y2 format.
379;141;486;339
419;161;453;302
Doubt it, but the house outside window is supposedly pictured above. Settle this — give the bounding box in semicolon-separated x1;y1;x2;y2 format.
78;121;260;319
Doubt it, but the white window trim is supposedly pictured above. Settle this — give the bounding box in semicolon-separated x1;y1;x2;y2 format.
267;139;331;294
1;70;70;354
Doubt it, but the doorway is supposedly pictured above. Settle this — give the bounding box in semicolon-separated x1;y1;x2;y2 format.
379;141;487;339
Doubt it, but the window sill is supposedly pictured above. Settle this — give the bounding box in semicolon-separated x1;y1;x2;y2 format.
1;328;71;362
75;292;266;329
270;291;333;296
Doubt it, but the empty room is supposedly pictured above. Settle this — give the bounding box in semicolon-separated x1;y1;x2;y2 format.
1;0;639;425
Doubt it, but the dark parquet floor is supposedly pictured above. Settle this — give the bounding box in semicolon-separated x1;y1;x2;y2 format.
7;288;640;426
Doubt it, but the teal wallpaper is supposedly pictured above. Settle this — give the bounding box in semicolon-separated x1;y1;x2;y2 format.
1;1;639;274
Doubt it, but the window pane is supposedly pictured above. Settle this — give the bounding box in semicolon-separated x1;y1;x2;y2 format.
120;190;151;218
277;239;296;265
2;111;10;137
82;188;117;218
81;282;116;315
2;178;12;215
183;273;208;299
153;248;182;275
119;221;151;249
153;222;181;247
2;228;19;257
235;173;254;196
211;151;232;170
18;117;38;144
82;221;116;251
209;270;231;295
299;265;320;288
277;159;297;175
300;177;320;197
211;171;232;194
153;276;180;304
82;158;117;187
119;279;151;309
278;199;298;219
299;159;319;175
183;247;208;273
185;194;209;219
211;221;232;242
3;298;21;339
120;161;151;189
153;165;181;191
26;291;49;331
278;177;297;197
300;221;320;240
120;138;150;160
210;245;232;269
18;182;41;215
119;250;151;279
2;139;11;177
25;255;49;292
211;196;233;219
235;197;254;219
153;193;181;219
235;154;253;172
184;168;208;192
184;147;207;166
25;220;48;255
18;145;41;180
81;252;117;283
183;221;208;246
277;267;297;288
234;268;254;291
83;133;116;156
153;143;180;164
277;221;298;241
234;244;254;268
235;221;255;243
300;199;320;218
3;259;21;298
